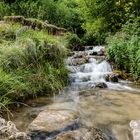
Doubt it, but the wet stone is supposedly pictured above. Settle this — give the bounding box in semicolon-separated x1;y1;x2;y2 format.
94;82;108;89
55;127;113;140
130;120;140;140
0;117;31;140
105;74;119;83
27;109;79;139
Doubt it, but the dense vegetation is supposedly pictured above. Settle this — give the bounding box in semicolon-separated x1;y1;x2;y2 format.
0;0;84;35
0;22;68;113
107;17;140;80
0;0;140;113
76;0;140;81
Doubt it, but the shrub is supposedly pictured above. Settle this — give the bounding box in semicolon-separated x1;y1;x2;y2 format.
107;32;130;70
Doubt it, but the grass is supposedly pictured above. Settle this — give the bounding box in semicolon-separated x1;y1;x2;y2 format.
0;22;68;114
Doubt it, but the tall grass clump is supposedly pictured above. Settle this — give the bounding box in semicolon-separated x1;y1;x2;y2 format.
107;16;140;81
0;23;68;111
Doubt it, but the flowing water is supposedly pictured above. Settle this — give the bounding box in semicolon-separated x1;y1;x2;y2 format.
12;46;140;140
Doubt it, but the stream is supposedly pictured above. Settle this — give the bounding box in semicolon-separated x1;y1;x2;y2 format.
11;46;140;140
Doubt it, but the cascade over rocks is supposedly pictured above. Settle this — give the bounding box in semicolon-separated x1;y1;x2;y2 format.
67;45;113;90
0;117;31;140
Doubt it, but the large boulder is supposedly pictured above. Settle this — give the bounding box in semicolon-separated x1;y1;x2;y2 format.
27;109;78;139
130;120;140;140
0;117;31;140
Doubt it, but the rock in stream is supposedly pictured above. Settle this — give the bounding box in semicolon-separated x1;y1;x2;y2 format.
27;109;79;139
0;117;31;140
130;120;140;140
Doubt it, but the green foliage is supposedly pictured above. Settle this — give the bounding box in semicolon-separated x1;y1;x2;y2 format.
122;16;140;37
0;23;68;110
0;2;10;19
107;17;140;80
76;0;140;44
107;33;129;70
127;36;140;79
0;0;83;35
65;33;83;51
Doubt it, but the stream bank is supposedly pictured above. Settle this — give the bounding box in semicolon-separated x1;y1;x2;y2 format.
2;46;140;140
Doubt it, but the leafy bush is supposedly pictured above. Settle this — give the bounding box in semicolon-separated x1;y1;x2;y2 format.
127;36;140;79
107;33;129;70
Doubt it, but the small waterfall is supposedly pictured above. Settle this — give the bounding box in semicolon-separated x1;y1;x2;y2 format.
67;46;113;90
67;46;139;92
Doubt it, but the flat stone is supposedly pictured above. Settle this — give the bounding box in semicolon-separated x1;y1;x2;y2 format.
27;109;78;134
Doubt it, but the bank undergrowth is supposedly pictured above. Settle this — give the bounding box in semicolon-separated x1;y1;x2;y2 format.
107;17;140;81
0;22;68;112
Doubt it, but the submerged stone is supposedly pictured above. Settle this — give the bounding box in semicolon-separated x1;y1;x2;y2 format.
55;128;112;140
